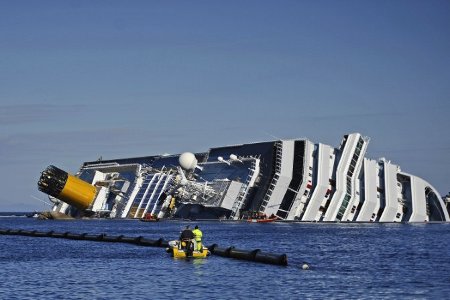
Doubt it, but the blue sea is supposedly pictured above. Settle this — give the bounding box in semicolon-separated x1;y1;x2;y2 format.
1;213;449;299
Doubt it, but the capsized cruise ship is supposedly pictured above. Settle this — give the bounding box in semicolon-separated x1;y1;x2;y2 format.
38;133;450;222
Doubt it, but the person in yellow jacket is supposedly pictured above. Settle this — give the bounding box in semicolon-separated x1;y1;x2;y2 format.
192;225;203;251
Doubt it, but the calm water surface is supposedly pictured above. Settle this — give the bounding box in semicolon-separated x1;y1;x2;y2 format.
0;215;449;299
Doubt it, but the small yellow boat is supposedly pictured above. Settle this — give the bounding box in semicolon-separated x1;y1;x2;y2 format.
168;240;210;259
172;247;210;259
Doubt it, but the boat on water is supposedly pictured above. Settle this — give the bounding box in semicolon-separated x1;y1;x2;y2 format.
139;218;159;222
167;240;210;259
37;132;450;222
248;218;277;223
245;212;279;223
139;213;159;222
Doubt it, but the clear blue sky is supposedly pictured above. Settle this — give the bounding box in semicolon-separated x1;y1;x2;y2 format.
1;1;449;211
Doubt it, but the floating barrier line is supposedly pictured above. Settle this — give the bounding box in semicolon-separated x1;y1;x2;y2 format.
0;228;288;266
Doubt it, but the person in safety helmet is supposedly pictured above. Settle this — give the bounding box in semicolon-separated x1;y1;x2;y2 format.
179;225;194;256
192;225;203;251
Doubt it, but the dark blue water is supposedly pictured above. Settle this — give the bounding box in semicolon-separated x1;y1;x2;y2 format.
1;216;449;299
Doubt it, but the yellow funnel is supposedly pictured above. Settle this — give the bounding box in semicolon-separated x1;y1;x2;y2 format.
38;165;97;210
58;174;97;209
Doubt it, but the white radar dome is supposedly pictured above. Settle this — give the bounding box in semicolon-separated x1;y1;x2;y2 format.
179;152;198;170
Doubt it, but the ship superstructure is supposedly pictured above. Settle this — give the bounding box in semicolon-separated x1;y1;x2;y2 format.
38;133;450;222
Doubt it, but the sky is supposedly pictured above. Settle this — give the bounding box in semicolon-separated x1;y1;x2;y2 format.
1;0;449;211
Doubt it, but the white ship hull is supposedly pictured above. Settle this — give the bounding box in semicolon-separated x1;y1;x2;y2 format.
39;132;449;222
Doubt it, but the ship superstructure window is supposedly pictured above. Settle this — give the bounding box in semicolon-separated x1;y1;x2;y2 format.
337;137;365;220
127;173;157;217
426;187;446;221
354;171;366;220
276;141;305;219
397;173;412;220
135;173;170;218
258;141;283;212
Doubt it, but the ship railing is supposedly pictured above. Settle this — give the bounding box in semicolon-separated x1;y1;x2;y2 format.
230;160;257;219
140;174;167;218
149;174;174;216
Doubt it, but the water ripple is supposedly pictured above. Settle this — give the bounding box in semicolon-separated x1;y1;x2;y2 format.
1;218;449;299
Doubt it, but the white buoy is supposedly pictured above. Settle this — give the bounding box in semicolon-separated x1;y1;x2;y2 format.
302;263;310;270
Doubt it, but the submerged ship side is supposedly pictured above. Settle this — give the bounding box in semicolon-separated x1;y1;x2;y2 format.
38;133;450;222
